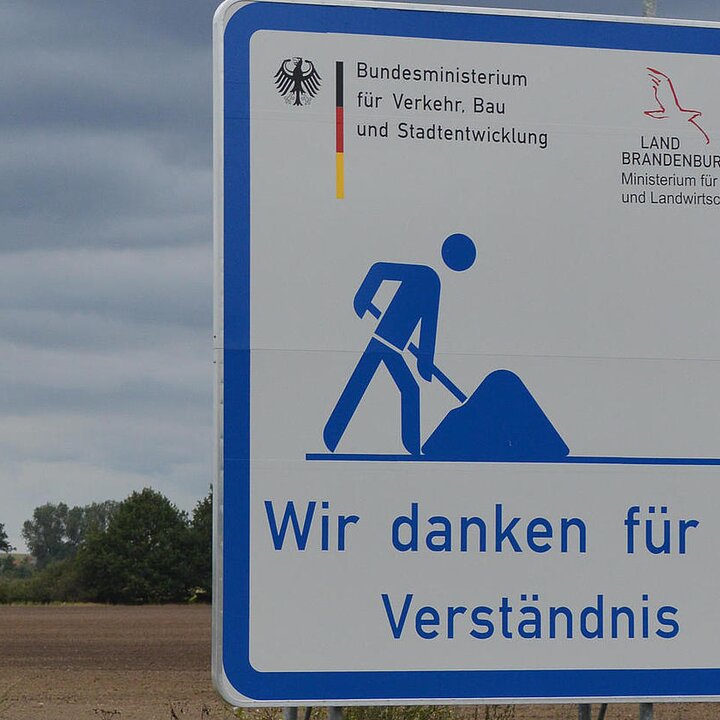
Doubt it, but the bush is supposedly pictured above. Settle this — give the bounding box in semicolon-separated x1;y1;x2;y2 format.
76;488;194;603
0;558;86;603
188;489;212;602
1;487;212;605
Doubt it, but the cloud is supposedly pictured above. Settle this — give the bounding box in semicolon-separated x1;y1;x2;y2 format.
0;0;213;254
1;0;718;553
0;411;210;477
0;245;211;324
0;128;211;250
0;50;210;134
0;0;219;549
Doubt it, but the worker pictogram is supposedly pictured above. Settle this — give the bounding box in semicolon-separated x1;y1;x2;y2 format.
319;233;568;461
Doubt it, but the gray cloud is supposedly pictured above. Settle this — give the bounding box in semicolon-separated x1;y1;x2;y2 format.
0;307;205;351
0;409;210;470
0;129;211;250
0;246;211;325
1;0;719;552
0;0;213;256
1;1;218;51
0;46;210;133
0;0;217;549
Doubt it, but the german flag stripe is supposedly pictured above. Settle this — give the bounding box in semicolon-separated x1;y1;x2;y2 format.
335;61;344;199
336;107;344;153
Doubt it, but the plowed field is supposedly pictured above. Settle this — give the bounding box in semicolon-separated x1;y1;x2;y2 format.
0;605;715;720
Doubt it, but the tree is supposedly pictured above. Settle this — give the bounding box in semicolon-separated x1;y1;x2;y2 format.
22;500;119;569
0;522;12;553
189;488;212;600
22;503;74;568
65;500;119;547
77;488;193;603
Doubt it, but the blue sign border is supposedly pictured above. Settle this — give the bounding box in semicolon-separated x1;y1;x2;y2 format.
221;1;720;702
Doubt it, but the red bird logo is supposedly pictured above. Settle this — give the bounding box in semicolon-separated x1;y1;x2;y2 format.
645;67;709;144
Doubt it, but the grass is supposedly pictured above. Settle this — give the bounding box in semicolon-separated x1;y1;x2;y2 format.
232;706;518;720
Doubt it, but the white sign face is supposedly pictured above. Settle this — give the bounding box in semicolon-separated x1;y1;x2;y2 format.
214;0;720;706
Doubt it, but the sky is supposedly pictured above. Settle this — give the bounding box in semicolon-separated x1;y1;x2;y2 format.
1;0;718;551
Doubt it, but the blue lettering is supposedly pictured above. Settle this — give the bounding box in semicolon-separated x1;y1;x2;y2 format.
264;500;316;550
381;593;413;639
495;504;522;552
656;606;680;638
526;518;552;552
392;503;418;551
470;606;494;639
415;606;441;638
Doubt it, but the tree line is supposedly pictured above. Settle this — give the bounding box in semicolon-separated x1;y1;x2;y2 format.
0;487;211;604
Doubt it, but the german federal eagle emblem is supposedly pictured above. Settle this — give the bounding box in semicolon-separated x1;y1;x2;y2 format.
274;58;321;107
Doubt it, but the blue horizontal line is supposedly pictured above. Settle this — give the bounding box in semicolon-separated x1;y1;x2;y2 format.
307;453;428;462
305;453;720;466
565;456;720;465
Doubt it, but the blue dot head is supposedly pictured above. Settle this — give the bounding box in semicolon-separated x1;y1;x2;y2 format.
442;233;476;272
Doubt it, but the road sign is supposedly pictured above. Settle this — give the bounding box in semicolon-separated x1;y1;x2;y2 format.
213;0;720;705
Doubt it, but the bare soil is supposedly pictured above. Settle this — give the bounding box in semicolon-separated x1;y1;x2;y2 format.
0;604;230;720
0;605;716;720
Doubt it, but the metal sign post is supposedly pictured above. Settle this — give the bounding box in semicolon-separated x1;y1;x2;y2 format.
214;0;720;707
639;10;654;720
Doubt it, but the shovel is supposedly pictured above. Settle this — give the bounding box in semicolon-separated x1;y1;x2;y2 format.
366;302;569;460
366;302;466;402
